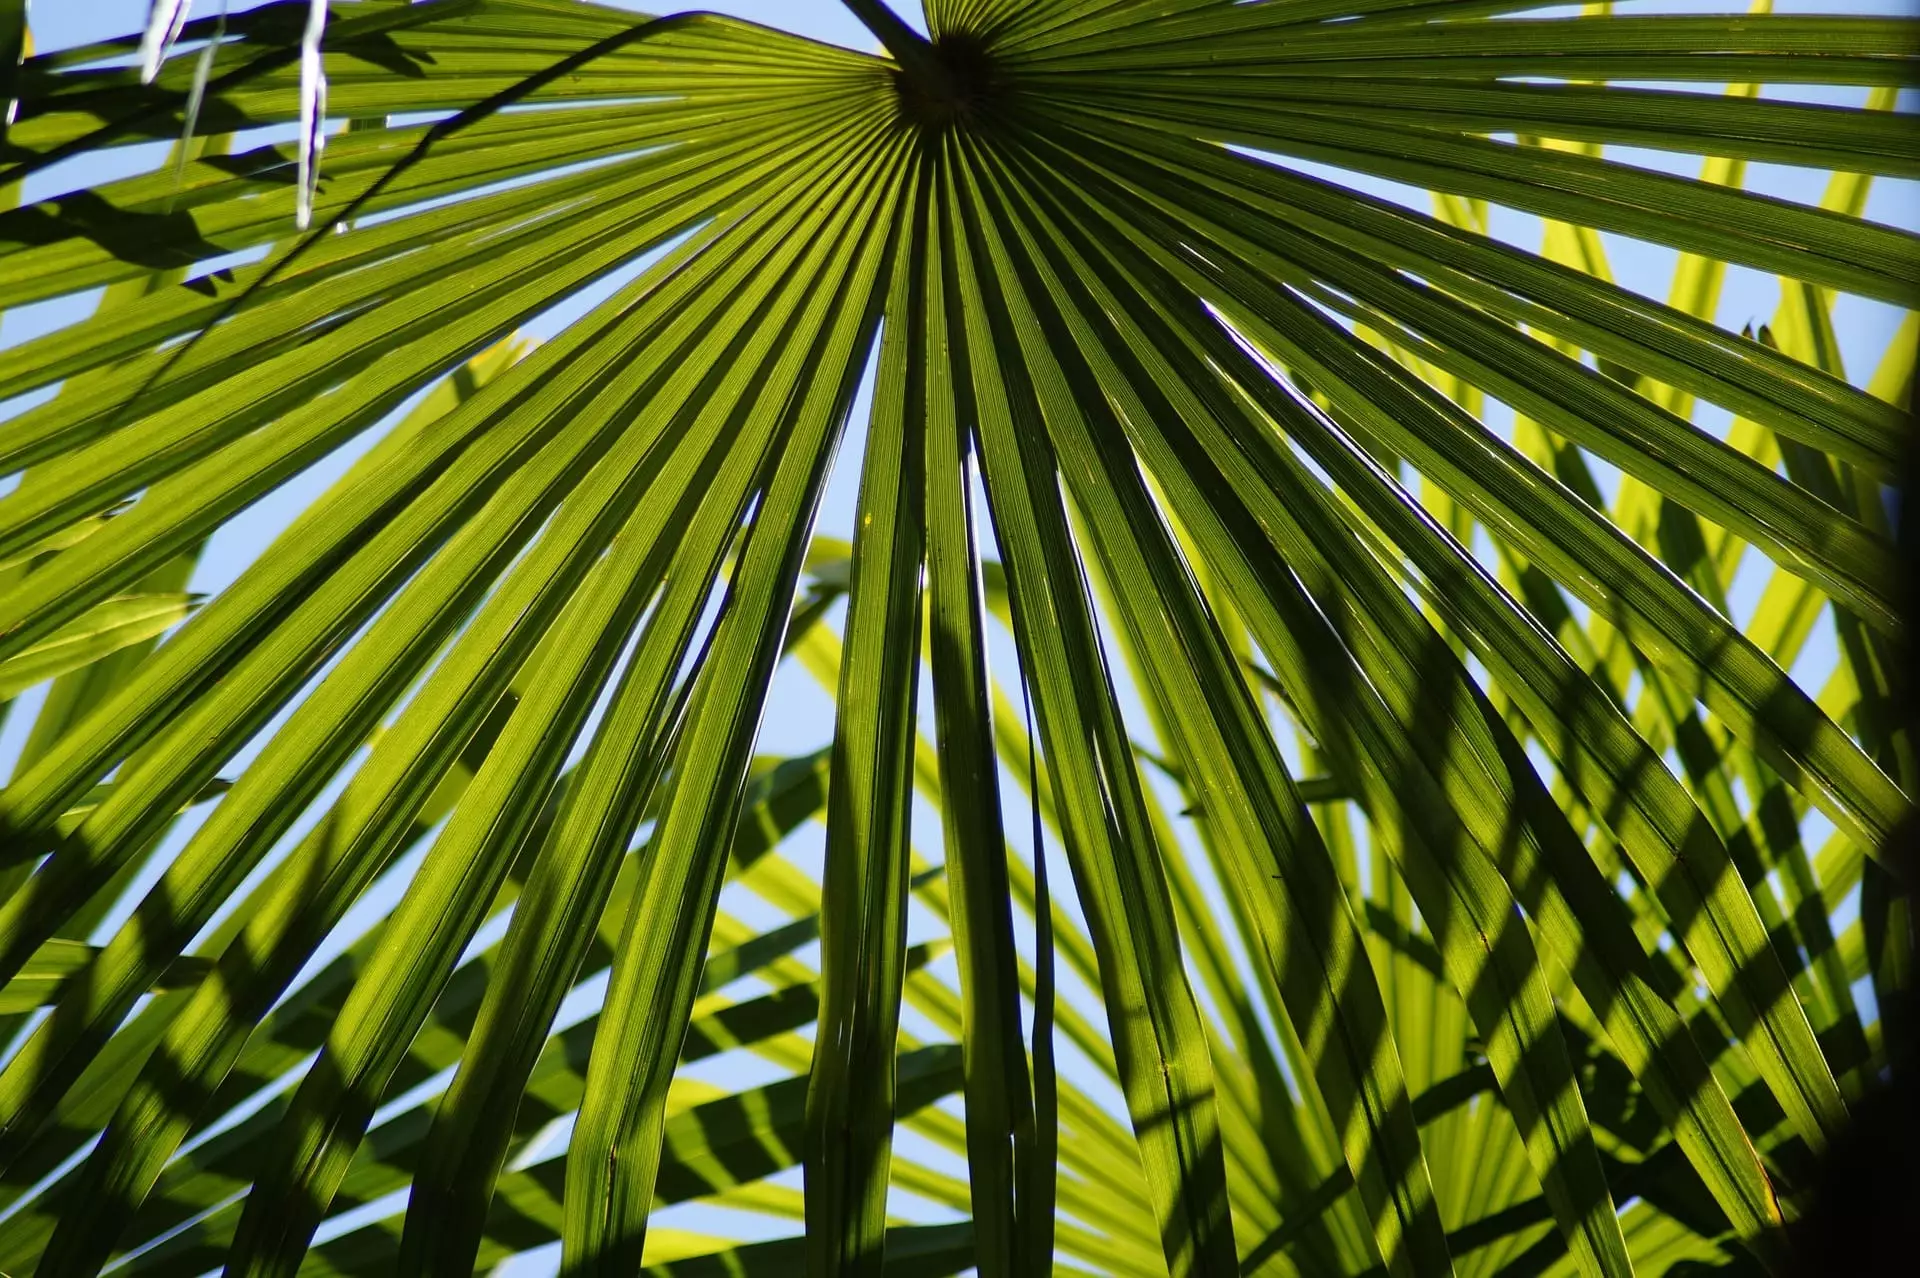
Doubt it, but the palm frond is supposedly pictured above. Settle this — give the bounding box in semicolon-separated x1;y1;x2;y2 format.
0;1;1913;1274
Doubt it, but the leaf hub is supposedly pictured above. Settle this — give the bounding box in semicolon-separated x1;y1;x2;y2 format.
893;33;1003;130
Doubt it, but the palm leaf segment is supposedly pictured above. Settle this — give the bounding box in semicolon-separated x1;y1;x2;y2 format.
0;0;1912;1273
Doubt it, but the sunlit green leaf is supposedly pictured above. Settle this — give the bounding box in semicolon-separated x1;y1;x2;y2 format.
2;1;1909;1274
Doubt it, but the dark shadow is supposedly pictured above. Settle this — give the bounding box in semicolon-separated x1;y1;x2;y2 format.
1787;323;1920;1277
0;189;225;273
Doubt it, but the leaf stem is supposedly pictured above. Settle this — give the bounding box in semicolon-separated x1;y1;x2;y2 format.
838;0;944;85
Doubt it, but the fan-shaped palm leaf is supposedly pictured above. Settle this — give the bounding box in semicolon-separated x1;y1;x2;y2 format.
0;0;1912;1274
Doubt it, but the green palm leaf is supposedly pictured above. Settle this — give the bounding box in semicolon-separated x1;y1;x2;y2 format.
0;1;1911;1274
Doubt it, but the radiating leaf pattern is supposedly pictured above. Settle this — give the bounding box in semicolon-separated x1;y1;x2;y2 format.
0;0;1912;1274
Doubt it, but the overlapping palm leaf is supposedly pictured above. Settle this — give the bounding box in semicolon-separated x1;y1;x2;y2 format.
0;0;1913;1273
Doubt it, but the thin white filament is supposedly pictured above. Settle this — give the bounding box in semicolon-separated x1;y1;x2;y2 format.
138;0;191;84
170;0;227;200
296;0;328;229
